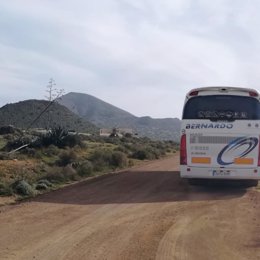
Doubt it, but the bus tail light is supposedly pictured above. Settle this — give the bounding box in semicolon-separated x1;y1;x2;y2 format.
249;91;258;97
189;90;199;96
180;134;187;165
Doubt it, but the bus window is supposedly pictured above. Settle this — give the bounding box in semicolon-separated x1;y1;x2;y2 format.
183;95;260;120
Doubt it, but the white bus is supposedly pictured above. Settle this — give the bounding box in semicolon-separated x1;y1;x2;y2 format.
180;87;260;185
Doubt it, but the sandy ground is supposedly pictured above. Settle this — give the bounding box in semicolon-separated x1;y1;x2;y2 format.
0;154;260;260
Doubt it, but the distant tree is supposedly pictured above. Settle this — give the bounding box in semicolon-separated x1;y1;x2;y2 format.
124;132;132;138
109;127;119;137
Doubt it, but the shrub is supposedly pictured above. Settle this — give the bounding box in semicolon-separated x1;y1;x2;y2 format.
0;126;15;135
44;166;79;184
0;183;12;196
33;179;52;191
105;137;120;145
90;149;112;161
114;145;128;154
34;127;73;148
61;165;79;181
131;147;160;160
77;160;93;177
89;149;128;170
37;179;52;187
121;143;133;151
12;180;35;196
128;159;134;167
36;128;83;148
62;134;83;148
44;145;60;156
21;147;37;157
35;183;49;190
4;136;32;152
132;149;149;160
0;152;11;160
44;168;67;183
124;133;132;138
89;149;112;171
57;150;78;166
111;151;128;168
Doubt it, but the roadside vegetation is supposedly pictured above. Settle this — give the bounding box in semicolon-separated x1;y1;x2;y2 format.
0;126;178;201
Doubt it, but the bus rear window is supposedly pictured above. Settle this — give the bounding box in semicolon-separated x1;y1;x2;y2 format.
183;95;260;120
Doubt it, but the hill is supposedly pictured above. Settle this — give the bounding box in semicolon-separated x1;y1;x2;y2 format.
57;92;136;127
58;92;181;140
0;100;98;133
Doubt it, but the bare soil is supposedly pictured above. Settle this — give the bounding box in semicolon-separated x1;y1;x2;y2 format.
0;154;260;260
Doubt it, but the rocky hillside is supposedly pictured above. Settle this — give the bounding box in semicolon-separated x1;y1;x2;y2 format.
0;100;98;133
58;92;181;140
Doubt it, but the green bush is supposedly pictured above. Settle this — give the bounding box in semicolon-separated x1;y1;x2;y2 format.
0;183;12;196
77;160;93;177
44;145;60;156
105;136;120;145
44;166;78;183
111;151;128;168
57;150;78;166
62;134;83;148
45;165;79;183
0;152;11;160
128;159;134;167
114;145;128;154
61;165;79;181
4;136;32;152
35;183;49;190
89;149;128;170
131;147;161;160
124;133;133;138
37;179;52;187
21;147;37;157
89;149;112;171
33;127;83;148
12;180;35;196
0;126;15;135
44;168;67;183
132;149;149;160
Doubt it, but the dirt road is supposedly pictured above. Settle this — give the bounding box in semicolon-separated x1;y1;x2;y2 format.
0;154;260;260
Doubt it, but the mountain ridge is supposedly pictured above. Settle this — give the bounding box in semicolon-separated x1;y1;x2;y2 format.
0;99;98;133
58;92;181;140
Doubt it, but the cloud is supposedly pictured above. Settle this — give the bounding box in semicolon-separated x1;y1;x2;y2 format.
0;1;260;118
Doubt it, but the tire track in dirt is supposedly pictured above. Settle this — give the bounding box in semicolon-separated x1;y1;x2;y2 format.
0;154;259;260
156;189;260;260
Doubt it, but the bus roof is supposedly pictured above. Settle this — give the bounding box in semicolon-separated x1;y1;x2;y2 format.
186;86;259;99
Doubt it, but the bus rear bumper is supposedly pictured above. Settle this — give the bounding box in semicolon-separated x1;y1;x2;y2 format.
180;166;260;180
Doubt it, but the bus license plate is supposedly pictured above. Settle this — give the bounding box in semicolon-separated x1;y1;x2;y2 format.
212;170;231;177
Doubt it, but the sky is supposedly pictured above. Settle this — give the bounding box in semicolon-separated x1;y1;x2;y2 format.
1;0;260;119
